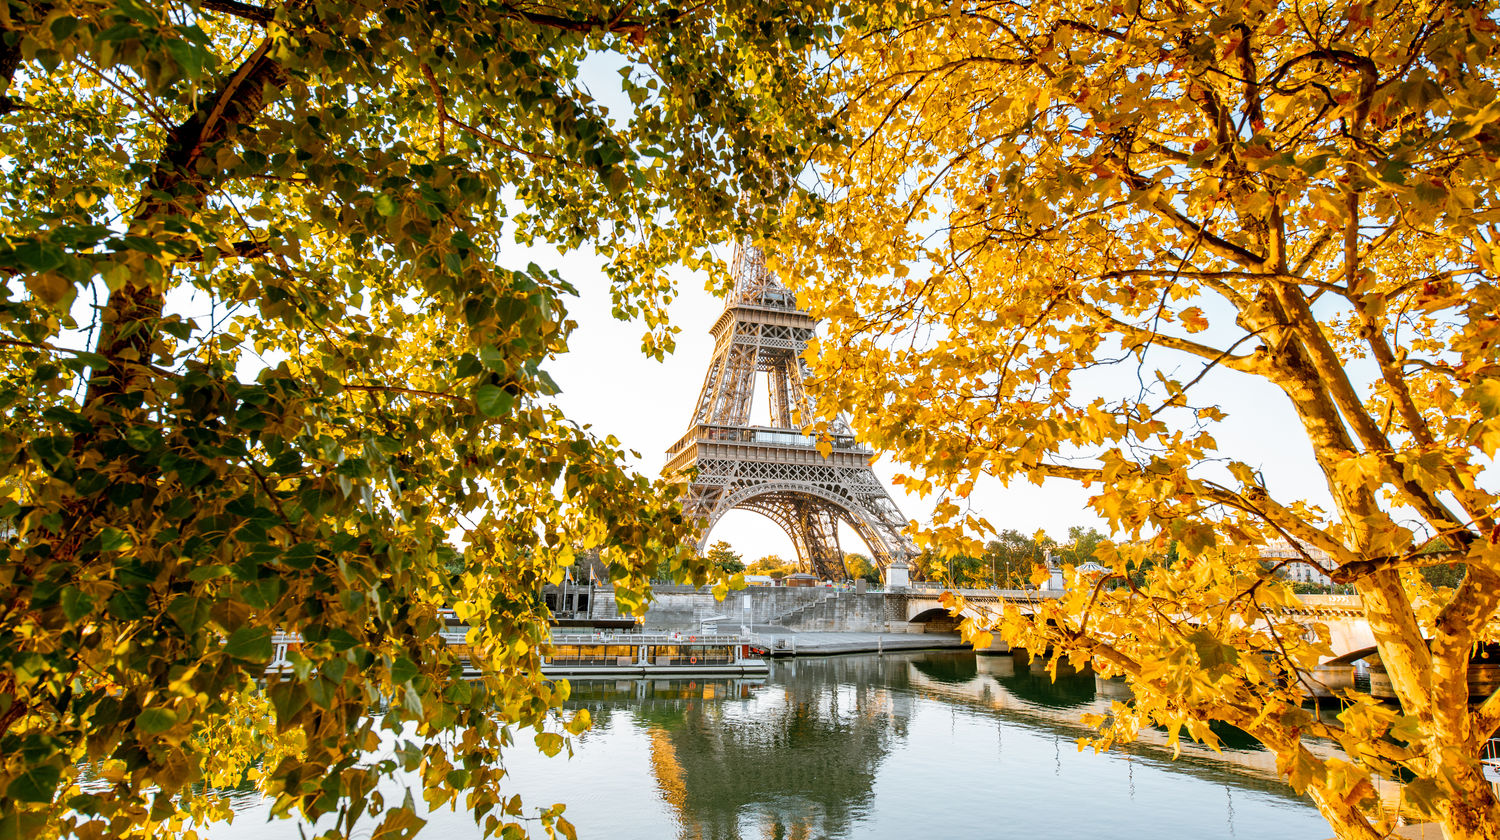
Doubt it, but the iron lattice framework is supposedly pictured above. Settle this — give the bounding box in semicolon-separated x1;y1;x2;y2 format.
664;241;914;580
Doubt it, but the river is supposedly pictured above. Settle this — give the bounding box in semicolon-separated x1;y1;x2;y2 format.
211;650;1338;840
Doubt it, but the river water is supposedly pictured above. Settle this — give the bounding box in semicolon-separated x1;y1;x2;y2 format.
211;651;1335;840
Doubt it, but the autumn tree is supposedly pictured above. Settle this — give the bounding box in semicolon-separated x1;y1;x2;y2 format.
0;1;839;837
747;553;796;578
791;1;1500;837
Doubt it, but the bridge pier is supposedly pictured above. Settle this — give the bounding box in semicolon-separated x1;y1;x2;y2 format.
1367;654;1500;702
1298;663;1358;701
975;635;1011;656
975;654;1016;677
1095;674;1132;702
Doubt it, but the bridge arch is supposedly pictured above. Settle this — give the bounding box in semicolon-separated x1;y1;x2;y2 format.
907;607;956;625
1324;646;1379;665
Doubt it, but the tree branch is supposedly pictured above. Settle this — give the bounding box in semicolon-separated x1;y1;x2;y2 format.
88;38;287;407
1072;299;1257;372
201;0;274;24
1329;549;1465;583
340;383;472;404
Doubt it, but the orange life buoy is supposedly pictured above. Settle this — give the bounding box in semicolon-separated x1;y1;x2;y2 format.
690;635;697;642
689;656;697;665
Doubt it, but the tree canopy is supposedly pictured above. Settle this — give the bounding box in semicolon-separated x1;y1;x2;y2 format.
746;553;796;578
0;1;839;837
791;0;1500;837
842;552;881;583
704;540;746;574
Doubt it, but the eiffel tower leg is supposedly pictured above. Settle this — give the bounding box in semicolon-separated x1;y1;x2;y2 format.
794;502;845;581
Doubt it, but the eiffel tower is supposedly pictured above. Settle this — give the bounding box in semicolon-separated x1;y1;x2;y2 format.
664;241;914;580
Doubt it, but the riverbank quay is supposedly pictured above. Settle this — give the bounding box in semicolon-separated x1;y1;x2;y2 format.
745;630;969;657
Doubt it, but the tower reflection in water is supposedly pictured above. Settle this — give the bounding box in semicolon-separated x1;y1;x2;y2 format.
620;657;905;840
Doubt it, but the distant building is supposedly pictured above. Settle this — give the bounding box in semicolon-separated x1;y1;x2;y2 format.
1259;540;1337;586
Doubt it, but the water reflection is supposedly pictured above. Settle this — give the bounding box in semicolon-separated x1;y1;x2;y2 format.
542;652;1328;840
212;651;1334;840
639;659;903;840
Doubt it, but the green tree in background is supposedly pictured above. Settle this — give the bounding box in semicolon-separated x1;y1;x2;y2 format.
982;530;1053;589
842;552;881;584
1055;527;1107;568
704;540;745;575
0;1;840;837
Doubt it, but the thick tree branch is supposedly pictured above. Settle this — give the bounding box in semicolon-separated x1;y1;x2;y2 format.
1268;280;1474;543
1474;684;1500;745
1429;566;1500;744
1329;549;1465;583
494;1;682;42
1148;194;1267;267
176;238;276;262
88;39;287;407
201;0;274;24
340;383;471;404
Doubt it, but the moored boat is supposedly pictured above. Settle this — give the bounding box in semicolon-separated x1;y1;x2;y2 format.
542;632;770;677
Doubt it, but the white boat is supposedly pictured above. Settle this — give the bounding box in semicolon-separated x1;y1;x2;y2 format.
541;632;770;677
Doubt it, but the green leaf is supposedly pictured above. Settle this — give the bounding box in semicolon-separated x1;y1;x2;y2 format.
59;587;94;623
389;656;419;685
5;764;61;804
534;732;564;757
268;681;310;724
166;595;211;633
224;627;273;662
164;39;206;78
99;527;133;552
374;194;399;216
1473;378;1500;418
135;707;177;734
1187;629;1238;671
187;564;231;582
278;544;317;569
49;16;79;40
474;384;515;417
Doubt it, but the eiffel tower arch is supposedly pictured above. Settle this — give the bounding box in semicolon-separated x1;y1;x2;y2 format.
664;242;914;581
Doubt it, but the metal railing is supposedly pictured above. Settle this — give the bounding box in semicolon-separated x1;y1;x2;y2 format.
665;425;870;458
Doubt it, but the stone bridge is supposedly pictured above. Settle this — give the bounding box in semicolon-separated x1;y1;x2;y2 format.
897;587;1060;633
900;588;1377;664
